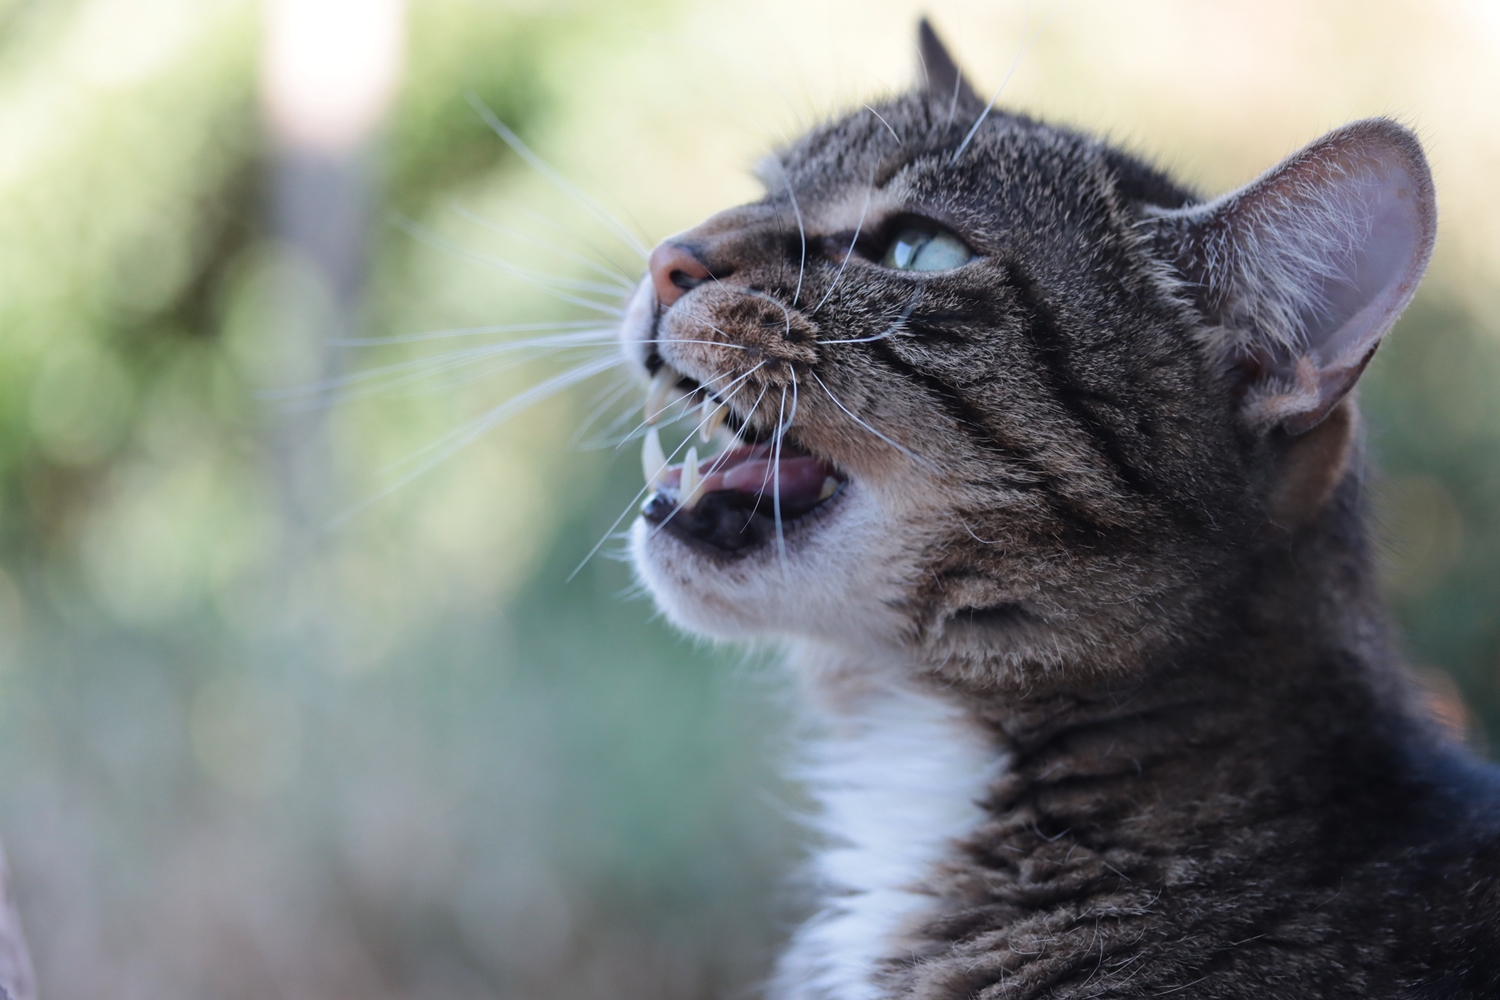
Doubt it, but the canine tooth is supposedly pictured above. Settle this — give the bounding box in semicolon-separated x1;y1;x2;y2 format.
642;426;668;488
680;446;702;509
699;399;727;443
645;369;676;424
818;476;839;501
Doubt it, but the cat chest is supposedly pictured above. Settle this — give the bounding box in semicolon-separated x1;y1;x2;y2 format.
774;685;1008;1000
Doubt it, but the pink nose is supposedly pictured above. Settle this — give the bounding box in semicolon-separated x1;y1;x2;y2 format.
648;241;713;308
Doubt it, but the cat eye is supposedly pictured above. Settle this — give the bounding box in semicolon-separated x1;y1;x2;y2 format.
879;225;974;272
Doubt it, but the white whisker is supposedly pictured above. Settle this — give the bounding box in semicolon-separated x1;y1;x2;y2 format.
612;361;766;451
393;216;628;313
466;93;652;259
444;206;633;289
773;160;808;309
811;167;876;315
332;320;609;347
771;383;790;573
513;207;641;284
569;369;761;581
274;347;614;410
265;331;622;403
808;368;934;471
818;287;922;345
864;104;899;142
329;352;623;529
571;375;643;450
952;1;1067;162
449;204;637;289
375;352;623;478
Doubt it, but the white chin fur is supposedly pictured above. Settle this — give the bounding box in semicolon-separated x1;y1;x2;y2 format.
627;487;911;647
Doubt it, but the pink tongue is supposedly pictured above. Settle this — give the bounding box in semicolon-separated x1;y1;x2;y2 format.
663;446;833;505
711;455;830;502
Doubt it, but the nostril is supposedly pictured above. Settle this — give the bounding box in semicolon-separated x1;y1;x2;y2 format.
649;241;715;308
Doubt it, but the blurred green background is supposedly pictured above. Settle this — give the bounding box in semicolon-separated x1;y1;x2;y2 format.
0;1;1496;997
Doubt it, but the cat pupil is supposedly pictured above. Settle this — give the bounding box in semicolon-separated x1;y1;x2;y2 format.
881;225;973;271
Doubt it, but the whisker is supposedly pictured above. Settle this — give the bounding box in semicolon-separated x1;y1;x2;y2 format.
808;368;935;471
577;393;653;450
568;371;761;581
788;366;801;428
952;1;1067;162
400;347;614;400
772;160;808;309
450;204;637;290
710;284;797;338
673;299;783;348
771;384;789;572
393;215;628;313
643;375;763;537
864;104;900;142
329;352;624;529
265;331;623;402
570;374;640;450
332;320;609;347
818;287;921;345
513;207;641;284
811;166;876;315
374;352;624;479
612;361;766;451
274;347;615;411
466;93;652;260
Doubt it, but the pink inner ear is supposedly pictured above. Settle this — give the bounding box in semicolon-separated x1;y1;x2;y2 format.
1165;119;1436;432
1299;148;1431;373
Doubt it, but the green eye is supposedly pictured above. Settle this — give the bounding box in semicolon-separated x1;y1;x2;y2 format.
880;226;973;271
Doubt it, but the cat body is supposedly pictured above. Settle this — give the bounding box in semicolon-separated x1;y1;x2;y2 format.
618;22;1500;998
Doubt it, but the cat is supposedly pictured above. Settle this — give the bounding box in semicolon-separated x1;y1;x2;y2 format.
616;19;1500;1000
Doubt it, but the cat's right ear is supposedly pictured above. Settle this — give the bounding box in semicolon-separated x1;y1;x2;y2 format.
1154;119;1436;436
917;18;980;107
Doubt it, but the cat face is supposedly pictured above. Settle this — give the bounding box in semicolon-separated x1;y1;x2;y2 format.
619;27;1434;690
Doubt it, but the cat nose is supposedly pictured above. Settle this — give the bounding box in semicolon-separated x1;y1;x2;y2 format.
649;241;713;308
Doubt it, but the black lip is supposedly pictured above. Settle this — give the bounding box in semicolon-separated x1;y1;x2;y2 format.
642;480;845;558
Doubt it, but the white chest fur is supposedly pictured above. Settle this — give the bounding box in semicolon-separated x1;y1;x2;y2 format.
771;676;1008;1000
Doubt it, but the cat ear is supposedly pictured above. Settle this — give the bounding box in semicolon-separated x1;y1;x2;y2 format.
917;18;980;107
1156;119;1436;434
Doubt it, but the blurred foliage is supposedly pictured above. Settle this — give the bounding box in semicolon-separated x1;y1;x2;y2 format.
0;1;798;997
1364;300;1500;748
0;1;1493;998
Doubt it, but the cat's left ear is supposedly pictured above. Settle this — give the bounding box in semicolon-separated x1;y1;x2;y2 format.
917;18;980;107
1154;118;1436;435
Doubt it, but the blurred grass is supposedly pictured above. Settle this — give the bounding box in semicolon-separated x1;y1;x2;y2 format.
0;1;1493;997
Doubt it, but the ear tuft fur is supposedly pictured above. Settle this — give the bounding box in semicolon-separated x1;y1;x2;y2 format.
1154;119;1436;434
917;18;980;109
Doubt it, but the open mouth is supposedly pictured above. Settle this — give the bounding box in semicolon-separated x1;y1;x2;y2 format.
638;364;846;556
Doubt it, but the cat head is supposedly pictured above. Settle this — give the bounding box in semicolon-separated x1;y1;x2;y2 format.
619;21;1435;690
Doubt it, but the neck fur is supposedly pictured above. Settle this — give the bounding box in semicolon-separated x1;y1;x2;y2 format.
769;551;1430;1000
771;647;1007;1000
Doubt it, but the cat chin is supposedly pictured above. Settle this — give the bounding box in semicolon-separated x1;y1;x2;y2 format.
627;492;914;647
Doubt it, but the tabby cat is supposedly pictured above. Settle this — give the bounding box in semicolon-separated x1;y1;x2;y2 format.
617;20;1500;999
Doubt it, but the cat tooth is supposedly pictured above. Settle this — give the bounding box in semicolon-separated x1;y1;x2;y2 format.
699;399;727;443
642;426;668;488
645;369;676;424
680;446;702;509
818;476;839;501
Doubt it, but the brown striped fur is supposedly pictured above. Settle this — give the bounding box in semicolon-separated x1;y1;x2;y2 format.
619;21;1498;999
